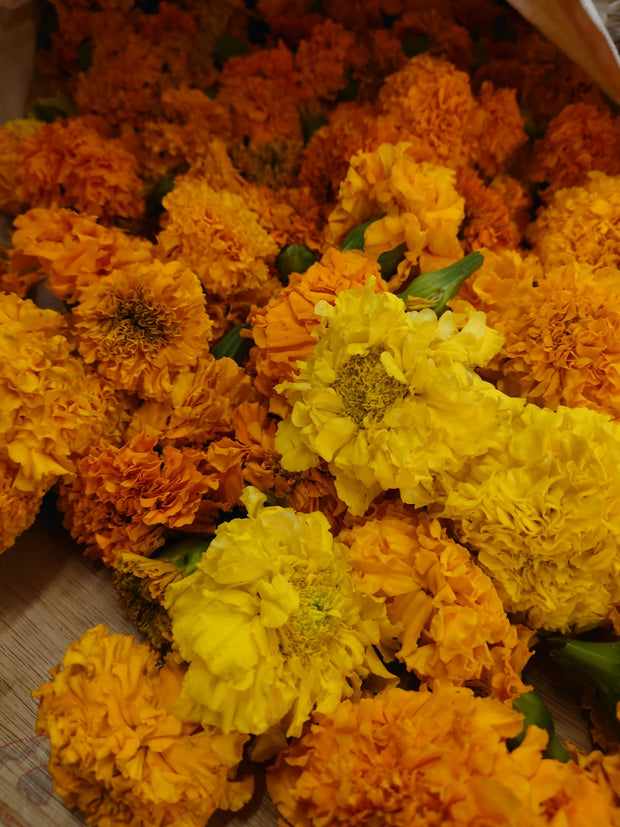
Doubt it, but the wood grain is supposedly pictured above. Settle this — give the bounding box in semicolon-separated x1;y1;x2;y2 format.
0;496;594;826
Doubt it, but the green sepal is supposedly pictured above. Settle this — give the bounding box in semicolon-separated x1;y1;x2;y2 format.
506;690;571;762
154;537;211;576
276;244;316;285
211;323;253;365
340;217;381;252
397;251;484;315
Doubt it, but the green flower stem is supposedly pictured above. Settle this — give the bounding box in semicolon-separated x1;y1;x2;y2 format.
506;690;571;762
548;636;620;733
397;251;484;315
156;538;211;576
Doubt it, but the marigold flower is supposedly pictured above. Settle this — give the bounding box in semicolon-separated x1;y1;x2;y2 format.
274;279;510;515
527;172;620;272
433;401;620;632
126;354;256;446
326;143;466;282
0;458;47;554
72;259;213;400
0;119;42;215
57;432;218;564
465;252;620;419
156;177;279;300
16;117;144;223
33;624;252;827
293;18;360;102
339;500;534;698
165;487;391;738
529;103;620;197
0;292;129;491
267;683;617;827
9;207;154;302
249;247;387;415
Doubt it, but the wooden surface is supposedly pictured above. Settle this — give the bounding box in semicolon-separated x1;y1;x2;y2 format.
0;496;593;827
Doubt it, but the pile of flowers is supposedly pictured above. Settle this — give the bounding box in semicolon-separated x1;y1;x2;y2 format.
3;0;620;823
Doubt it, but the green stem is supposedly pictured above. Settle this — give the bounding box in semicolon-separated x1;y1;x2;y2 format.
211;323;253;365
275;244;316;284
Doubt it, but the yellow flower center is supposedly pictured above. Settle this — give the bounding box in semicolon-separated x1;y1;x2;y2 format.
280;578;335;663
332;347;408;425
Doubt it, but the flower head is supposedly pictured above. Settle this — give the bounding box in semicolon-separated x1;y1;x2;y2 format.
33;624;252;827
267;683;616;827
72;259;213;400
165;487;391;738
275;279;512;515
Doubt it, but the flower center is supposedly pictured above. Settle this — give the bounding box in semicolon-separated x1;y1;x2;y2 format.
332;347;408;425
107;286;176;354
279;578;335;662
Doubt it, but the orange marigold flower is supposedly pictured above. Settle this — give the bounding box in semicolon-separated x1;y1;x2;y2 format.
294;18;360;102
339;500;534;699
527;172;620;272
377;53;480;169
72;259;213;400
392;7;474;71
0;458;47;554
217;41;314;147
33;624;253;827
16;117;144;223
0;292;129;491
530;102;620;197
268;683;620;827
57;432;218;564
249;247;388;415
125;354;257;447
156;176;279;300
9;207;154;303
456;167;530;253
463;251;620;419
471;81;528;178
274;463;349;536
0;119;42;215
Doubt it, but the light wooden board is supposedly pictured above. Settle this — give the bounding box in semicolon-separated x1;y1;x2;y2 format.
0;496;593;826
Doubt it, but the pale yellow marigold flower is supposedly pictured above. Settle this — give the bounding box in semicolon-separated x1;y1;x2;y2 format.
275;279;513;515
165;486;392;739
325;142;465;278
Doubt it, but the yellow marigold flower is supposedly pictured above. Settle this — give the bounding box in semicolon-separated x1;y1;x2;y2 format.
57;432;218;564
339;500;534;699
156;177;279;300
0;292;129;491
527;172;620;272
165;487;391;738
126;354;257;446
432;401;620;633
465;251;620;419
249;247;387;416
9;207;154;303
325;143;465;277
72;259;213;401
274;279;511;515
33;624;252;827
267;683;617;827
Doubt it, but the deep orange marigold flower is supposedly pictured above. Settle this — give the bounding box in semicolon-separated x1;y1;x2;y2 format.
527;172;620;272
273;463;349;536
9;207;154;302
0;119;42;215
392;7;474;71
125;354;257;447
267;684;620;827
72;259;213;400
339;500;534;699
33;624;253;827
472;81;528;178
529;103;620;197
156;177;279;300
462;250;620;419
16;117;144;223
249;247;388;415
456;167;531;253
294;18;360;102
57;432;218;564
